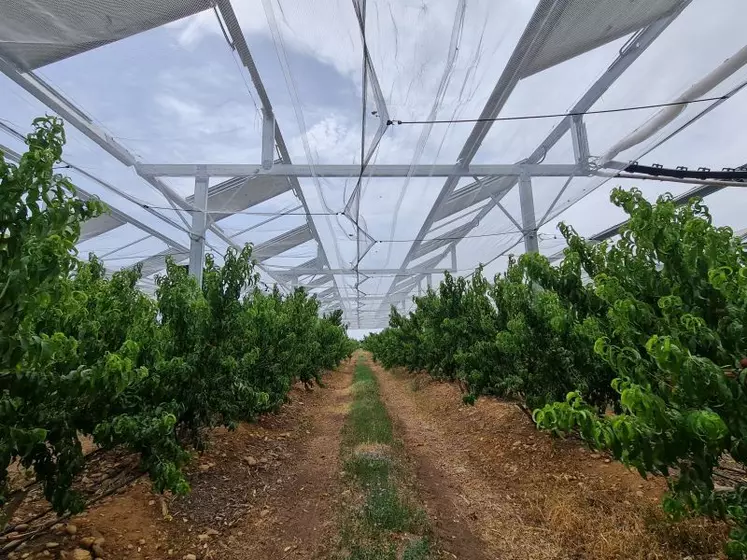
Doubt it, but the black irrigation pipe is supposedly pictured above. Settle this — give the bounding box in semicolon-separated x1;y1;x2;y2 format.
621;163;747;182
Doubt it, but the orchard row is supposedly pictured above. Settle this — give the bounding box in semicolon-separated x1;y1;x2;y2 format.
1;118;355;515
365;187;747;557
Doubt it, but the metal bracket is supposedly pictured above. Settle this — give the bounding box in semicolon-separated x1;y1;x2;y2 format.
570;114;591;173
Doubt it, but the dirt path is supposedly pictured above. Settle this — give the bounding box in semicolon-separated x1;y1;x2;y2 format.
368;357;726;560
5;360;355;560
226;360;354;560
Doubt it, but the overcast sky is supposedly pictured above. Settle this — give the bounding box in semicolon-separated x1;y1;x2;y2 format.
1;0;746;335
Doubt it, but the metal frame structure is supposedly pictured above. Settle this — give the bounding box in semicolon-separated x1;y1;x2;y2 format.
1;0;745;329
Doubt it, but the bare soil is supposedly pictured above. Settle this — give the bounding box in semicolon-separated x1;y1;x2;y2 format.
368;357;728;560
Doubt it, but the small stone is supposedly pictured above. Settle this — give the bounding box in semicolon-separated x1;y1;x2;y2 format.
72;549;92;560
244;456;258;466
79;537;96;549
15;524;29;532
183;555;197;560
260;509;270;518
167;549;173;556
590;453;601;459
93;537;105;547
66;524;78;535
52;523;65;534
126;544;134;550
45;543;60;549
636;490;644;498
138;539;146;545
148;500;155;506
206;529;219;536
92;544;105;558
21;553;31;559
198;534;209;542
604;458;611;463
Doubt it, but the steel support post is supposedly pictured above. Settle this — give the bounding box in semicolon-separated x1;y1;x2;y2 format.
261;109;275;170
519;173;539;253
188;170;209;286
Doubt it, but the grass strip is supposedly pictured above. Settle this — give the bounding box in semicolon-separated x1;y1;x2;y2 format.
335;356;432;559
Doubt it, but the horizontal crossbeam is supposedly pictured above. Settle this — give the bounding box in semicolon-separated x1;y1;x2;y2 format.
136;163;581;178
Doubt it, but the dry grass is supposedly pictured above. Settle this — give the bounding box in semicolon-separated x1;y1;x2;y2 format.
369;356;730;560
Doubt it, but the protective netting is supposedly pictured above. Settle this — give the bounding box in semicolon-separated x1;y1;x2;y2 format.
0;0;211;70
1;0;747;331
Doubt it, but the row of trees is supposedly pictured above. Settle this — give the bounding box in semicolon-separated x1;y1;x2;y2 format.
364;187;747;556
1;118;355;515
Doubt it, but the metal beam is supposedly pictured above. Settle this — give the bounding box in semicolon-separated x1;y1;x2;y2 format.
434;177;511;221
136;163;579;178
253;225;313;262
186;173;291;223
410;222;476;261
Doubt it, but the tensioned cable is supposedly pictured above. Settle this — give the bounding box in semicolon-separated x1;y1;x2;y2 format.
386;95;729;125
